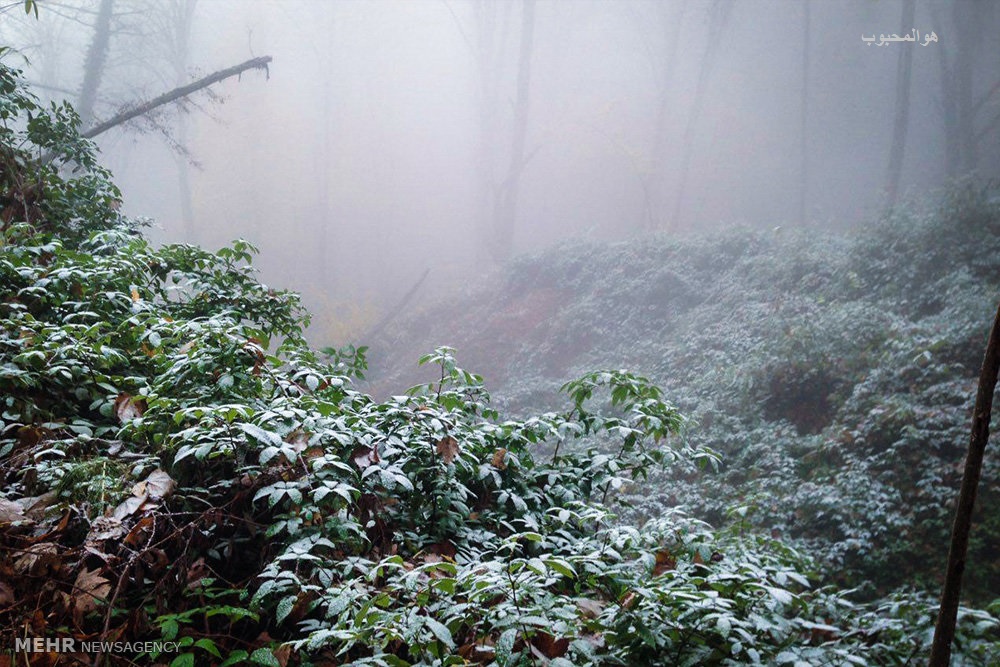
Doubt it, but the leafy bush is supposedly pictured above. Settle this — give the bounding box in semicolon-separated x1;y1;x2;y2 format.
373;182;1000;605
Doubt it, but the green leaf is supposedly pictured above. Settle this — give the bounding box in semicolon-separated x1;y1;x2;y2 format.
249;647;281;667
496;628;518;667
169;654;195;667
277;595;297;623
219;650;249;667
424;617;454;648
194;638;221;658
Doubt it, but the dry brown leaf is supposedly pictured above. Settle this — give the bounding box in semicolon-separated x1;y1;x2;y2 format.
72;567;111;617
14;542;59;575
22;491;58;520
273;644;292;667
576;598;604;619
653;549;676;576
87;516;126;542
124;516;155;547
491;448;508;470
112;494;146;521
532;632;570;659
140;548;170;577
141;469;176;499
0;581;14;606
83;545;115;564
113;393;147;423
436;436;460;464
0;497;28;524
351;445;379;470
620;590;639;610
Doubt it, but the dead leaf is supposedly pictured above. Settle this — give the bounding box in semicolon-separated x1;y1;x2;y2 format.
22;491;58;521
352;445;379;470
140;548;170;577
139;469;176;500
576;598;604;619
112;494;146;521
0;581;14;606
124;516;155;547
130;288;140;303
532;632;569;659
491;448;508;470
436;436;459;464
83;545;115;564
113;393;147;423
273;644;292;667
72;567;111;617
620;590;639;610
87;516;126;542
14;542;59;575
0;497;29;525
653;549;676;576
429;540;457;558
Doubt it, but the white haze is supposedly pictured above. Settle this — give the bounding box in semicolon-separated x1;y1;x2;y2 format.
3;0;997;343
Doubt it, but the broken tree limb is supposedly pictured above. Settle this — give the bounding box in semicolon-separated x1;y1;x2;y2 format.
929;298;1000;666
80;55;272;140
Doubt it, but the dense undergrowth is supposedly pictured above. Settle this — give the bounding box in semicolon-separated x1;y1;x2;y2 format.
2;58;1000;666
374;180;1000;607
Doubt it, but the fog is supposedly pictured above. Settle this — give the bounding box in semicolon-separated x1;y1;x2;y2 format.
4;0;998;343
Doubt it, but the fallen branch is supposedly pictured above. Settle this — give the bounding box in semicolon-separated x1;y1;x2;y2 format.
81;55;272;140
929;298;1000;666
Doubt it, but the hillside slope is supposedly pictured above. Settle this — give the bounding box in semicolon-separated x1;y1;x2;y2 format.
372;187;1000;599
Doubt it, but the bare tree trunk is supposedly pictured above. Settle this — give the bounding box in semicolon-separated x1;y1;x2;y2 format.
473;0;506;263
669;0;732;232
167;0;198;243
952;2;982;176
492;0;535;262
933;1;986;178
77;0;114;127
929;299;1000;666
798;0;810;226
643;1;684;231
885;0;915;207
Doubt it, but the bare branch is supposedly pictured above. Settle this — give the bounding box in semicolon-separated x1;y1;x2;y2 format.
80;55;272;140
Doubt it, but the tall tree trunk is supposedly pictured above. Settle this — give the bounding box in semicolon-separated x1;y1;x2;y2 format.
929;299;1000;666
167;0;198;243
952;1;982;176
492;0;535;262
884;0;915;207
472;0;506;263
933;1;985;178
643;1;684;231
669;0;732;232
798;0;810;226
77;0;115;127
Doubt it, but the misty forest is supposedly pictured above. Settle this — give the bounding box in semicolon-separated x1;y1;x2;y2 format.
2;0;1000;665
